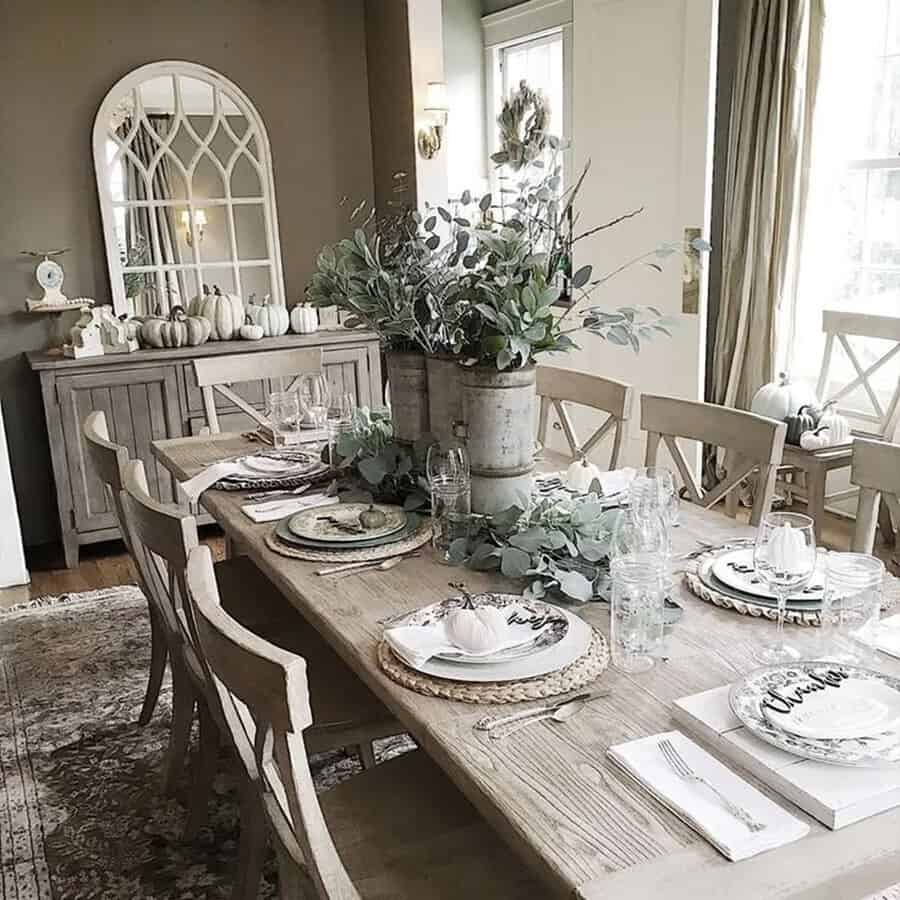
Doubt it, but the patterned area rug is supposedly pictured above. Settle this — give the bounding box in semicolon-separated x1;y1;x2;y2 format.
0;586;412;899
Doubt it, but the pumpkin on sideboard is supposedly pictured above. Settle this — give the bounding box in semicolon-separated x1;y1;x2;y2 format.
750;372;818;421
246;293;290;337
139;306;212;349
195;285;244;341
239;315;265;341
291;303;319;334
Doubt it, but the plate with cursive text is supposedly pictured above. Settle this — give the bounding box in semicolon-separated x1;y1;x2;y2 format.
730;663;900;767
713;549;826;602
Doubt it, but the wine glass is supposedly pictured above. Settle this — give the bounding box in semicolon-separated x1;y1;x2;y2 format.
753;512;817;663
326;391;357;464
426;444;471;561
298;373;330;431
629;467;676;522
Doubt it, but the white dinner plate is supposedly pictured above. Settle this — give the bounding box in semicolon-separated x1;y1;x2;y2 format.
242;456;309;476
762;678;900;741
712;548;825;602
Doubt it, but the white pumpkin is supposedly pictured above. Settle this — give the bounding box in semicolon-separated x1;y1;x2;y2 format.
187;284;210;317
239;315;264;341
799;427;831;451
247;294;290;337
750;372;818;421
818;402;851;445
197;285;244;341
290;304;319;334
566;456;602;493
445;606;508;654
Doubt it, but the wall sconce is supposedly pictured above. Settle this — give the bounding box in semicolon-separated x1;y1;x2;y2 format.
417;81;449;160
181;209;207;246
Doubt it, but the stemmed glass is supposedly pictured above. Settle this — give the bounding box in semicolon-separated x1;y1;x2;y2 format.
326;391;356;465
298;373;330;432
753;512;817;663
426;444;471;561
623;466;678;559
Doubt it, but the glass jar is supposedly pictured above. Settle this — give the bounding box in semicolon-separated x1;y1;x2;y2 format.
609;553;668;673
819;552;884;665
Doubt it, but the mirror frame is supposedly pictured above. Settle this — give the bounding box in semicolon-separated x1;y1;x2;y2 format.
92;60;285;317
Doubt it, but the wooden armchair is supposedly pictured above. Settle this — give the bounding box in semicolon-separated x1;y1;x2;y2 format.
536;366;634;470
641;394;787;526
850;437;900;568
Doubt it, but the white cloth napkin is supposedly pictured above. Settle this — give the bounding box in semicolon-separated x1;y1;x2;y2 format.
241;492;333;523
177;462;242;504
607;731;809;862
875;613;900;659
594;466;636;497
385;619;537;669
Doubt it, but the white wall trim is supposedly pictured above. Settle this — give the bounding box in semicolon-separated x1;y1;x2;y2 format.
482;0;573;47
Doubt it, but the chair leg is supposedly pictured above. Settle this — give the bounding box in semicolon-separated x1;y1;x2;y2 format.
138;606;168;726
357;741;377;770
805;468;827;543
232;777;267;900
184;702;219;840
165;658;196;796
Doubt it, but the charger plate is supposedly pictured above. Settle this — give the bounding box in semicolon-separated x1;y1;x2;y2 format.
274;514;423;550
378;627;608;704
265;518;432;562
288;502;407;543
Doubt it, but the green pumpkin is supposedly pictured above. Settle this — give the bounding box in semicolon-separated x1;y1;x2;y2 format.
784;405;817;445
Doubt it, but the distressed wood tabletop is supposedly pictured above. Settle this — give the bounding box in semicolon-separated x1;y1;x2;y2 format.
152;432;900;900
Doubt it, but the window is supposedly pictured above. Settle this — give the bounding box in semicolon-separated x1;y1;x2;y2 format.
498;30;565;140
786;1;900;417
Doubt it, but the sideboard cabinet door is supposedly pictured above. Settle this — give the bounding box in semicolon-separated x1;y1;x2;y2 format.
56;367;182;534
322;345;376;408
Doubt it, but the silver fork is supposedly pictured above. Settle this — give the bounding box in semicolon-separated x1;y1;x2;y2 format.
658;738;766;833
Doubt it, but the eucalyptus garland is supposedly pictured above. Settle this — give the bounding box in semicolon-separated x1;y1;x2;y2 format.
490;80;552;171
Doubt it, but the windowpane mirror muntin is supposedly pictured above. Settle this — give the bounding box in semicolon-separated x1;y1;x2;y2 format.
94;61;284;317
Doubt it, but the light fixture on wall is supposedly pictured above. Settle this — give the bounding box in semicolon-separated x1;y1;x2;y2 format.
180;209;207;246
417;81;449;160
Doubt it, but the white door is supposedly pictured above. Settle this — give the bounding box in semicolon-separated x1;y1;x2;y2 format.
557;0;717;469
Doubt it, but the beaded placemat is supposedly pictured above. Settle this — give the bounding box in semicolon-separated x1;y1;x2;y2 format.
377;628;609;704
264;519;432;562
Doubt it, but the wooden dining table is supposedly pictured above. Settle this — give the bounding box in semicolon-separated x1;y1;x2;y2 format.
152;432;900;900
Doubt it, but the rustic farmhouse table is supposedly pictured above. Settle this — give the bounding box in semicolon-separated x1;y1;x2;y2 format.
152;432;900;900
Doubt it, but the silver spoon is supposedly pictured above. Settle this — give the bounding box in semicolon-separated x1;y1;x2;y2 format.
490;694;592;741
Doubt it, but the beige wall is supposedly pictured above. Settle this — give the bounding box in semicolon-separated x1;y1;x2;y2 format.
0;0;374;545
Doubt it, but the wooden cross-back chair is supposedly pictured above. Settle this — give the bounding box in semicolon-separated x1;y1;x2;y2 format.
192;347;322;433
536;366;634;470
185;544;541;900
850;438;900;568
641;394;787;526
82;411;166;727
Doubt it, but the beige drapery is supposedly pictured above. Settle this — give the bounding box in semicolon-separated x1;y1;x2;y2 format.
711;0;825;411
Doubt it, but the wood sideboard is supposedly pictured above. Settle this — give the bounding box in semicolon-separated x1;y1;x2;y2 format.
27;330;382;568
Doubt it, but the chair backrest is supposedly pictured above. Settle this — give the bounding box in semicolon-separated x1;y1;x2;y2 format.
186;545;359;900
536;366;633;469
82;411;132;547
192;347;323;433
641;394;787;526
850;437;900;554
816;310;900;440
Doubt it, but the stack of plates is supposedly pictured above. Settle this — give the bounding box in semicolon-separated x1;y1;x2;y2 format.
218;449;329;491
696;548;826;613
730;662;900;767
273;502;422;552
383;592;593;683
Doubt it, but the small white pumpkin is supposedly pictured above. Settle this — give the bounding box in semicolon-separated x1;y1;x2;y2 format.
239;315;264;341
750;372;818;421
247;294;290;337
566;455;602;493
197;285;244;341
817;402;851;445
290;303;319;334
445;606;508;654
768;521;808;574
799;427;831;451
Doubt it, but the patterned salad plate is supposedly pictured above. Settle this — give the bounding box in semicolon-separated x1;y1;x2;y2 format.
695;554;822;612
712;548;826;602
287;502;406;543
275;513;422;551
729;662;900;767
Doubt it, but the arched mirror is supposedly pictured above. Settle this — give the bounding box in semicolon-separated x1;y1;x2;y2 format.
93;61;284;317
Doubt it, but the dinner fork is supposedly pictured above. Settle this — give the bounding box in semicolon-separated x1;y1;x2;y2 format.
658;738;766;833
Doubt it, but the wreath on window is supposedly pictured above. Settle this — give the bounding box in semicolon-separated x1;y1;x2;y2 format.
490;80;552;171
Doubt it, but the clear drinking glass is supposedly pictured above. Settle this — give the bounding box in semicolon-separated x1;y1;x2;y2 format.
629;467;677;522
298;373;330;432
266;390;301;446
753;512;817;663
610;553;668;673
819;552;884;665
426;444;471;562
326;391;356;466
610;507;670;561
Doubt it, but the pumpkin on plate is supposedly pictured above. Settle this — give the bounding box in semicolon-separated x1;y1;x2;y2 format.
750;373;818;421
566;455;602;493
195;285;244;340
246;294;290;337
140;306;212;349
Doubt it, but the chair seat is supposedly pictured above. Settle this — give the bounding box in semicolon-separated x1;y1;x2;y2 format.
215;556;395;736
306;750;545;898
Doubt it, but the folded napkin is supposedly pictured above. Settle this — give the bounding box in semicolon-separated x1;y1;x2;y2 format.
875;613;900;659
178;462;242;504
594;466;636;497
241;492;332;523
607;730;809;862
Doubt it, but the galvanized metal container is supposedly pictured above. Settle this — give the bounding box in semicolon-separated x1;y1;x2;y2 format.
426;354;465;445
386;351;429;444
461;365;536;514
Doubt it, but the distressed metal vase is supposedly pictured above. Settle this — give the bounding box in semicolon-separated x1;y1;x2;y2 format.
426;354;465;445
385;350;429;444
460;365;536;514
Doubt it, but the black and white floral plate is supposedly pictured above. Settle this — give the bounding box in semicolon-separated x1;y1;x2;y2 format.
713;548;826;602
729;662;900;768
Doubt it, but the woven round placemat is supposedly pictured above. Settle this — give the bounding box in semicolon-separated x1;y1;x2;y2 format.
265;519;432;562
377;628;609;704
